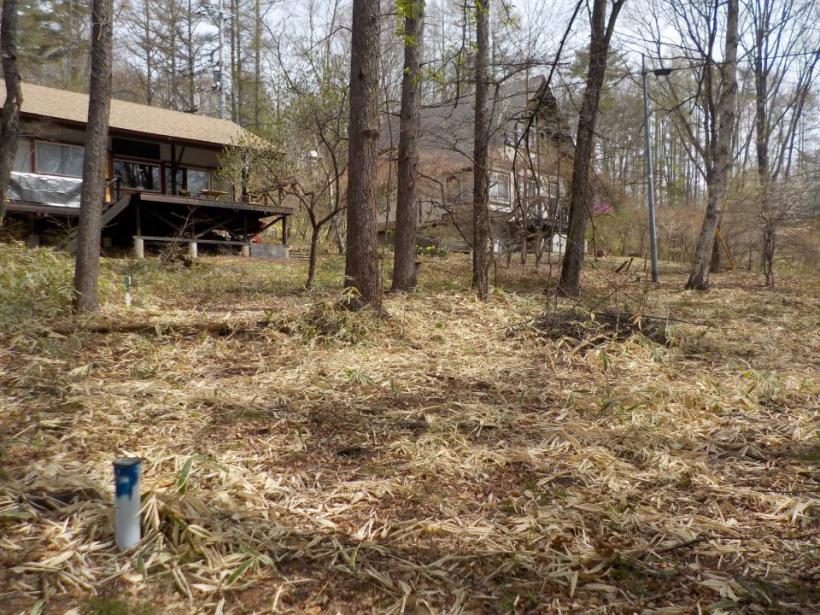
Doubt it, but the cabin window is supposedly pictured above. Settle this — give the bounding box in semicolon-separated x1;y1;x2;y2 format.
187;169;210;195
113;159;161;191
13;138;32;172
489;171;510;202
165;167;211;196
35;141;85;177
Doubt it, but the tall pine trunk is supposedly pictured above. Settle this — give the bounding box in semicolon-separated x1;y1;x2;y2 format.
471;0;490;300
686;0;738;290
344;0;382;308
73;0;114;313
142;0;153;105
558;0;624;296
0;0;23;227
187;0;196;111
753;0;772;286
391;0;425;292
254;0;261;127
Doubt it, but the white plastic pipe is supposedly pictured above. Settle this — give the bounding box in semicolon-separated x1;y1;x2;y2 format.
113;457;141;550
124;275;132;307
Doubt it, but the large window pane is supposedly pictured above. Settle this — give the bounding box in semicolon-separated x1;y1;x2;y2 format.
186;169;210;196
163;167;211;196
35;142;85;177
13;138;32;172
114;160;160;191
36;142;63;175
164;167;185;193
63;146;85;177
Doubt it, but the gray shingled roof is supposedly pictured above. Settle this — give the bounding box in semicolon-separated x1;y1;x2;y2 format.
383;75;574;172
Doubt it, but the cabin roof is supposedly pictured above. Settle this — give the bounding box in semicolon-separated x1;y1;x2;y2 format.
3;82;252;148
383;75;575;174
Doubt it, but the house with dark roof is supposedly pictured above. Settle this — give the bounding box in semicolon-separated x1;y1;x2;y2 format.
4;82;291;257
379;76;577;253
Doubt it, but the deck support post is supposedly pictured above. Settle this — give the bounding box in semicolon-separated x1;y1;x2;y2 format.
133;237;145;259
188;241;198;259
26;234;40;249
241;213;249;257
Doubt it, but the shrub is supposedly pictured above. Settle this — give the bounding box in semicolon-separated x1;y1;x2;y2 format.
0;242;117;327
0;242;76;323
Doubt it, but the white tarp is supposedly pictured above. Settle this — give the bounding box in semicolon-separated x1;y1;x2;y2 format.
9;171;82;209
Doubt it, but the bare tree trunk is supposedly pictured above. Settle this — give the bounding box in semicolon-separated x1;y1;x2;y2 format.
73;0;114;313
761;221;775;287
187;0;196;111
709;232;722;272
558;0;625;296
344;0;382;308
230;0;239;122
306;224;320;290
686;0;738;290
330;182;346;255
753;6;772;283
471;0;490;300
0;0;23;227
392;0;424;292
143;0;154;105
254;0;261;127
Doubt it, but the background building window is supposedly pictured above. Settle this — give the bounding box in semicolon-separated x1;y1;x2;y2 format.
489;171;511;202
35;141;84;177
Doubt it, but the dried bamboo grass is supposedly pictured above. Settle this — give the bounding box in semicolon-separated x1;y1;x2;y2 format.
0;249;818;613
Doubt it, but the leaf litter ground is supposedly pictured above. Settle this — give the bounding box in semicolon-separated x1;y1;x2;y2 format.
0;245;817;614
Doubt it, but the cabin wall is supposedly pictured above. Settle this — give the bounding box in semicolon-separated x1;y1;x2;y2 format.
21;120;86;146
171;146;220;169
9;117;225;211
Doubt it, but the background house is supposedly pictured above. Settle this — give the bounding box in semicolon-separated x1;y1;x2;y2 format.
3;82;292;256
378;75;577;254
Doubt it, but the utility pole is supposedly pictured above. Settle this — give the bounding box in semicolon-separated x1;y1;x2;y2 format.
641;54;669;283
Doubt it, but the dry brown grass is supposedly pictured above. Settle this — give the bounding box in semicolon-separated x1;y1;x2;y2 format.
0;245;818;614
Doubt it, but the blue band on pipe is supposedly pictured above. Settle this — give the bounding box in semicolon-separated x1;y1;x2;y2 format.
114;457;141;498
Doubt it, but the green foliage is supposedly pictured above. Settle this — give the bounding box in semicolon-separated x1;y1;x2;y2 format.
416;245;448;257
175;455;198;494
395;0;419;20
395;0;423;46
85;596;156;615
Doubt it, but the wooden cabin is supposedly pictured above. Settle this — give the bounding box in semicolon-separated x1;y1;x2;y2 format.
3;82;292;257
